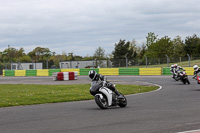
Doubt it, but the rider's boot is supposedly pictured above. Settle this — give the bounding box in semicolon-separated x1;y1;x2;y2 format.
114;90;124;99
107;82;124;99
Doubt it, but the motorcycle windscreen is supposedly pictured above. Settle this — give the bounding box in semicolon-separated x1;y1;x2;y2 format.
90;81;102;95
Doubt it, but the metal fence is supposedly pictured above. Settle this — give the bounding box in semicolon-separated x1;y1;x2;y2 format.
1;56;200;75
110;56;195;68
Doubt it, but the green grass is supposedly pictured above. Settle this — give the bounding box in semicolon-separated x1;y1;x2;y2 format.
127;59;200;68
0;84;158;107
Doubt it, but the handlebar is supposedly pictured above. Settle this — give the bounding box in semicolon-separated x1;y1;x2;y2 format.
102;81;106;87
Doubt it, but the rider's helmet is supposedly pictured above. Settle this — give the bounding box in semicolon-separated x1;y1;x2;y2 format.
174;64;178;68
193;65;198;71
88;70;97;80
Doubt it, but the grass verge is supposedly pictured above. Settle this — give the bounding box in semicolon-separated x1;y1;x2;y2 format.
0;84;159;107
127;59;200;68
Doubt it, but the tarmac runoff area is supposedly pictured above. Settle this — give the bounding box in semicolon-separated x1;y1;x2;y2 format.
0;76;158;86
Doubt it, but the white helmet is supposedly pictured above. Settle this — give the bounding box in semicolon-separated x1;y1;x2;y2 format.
193;65;198;70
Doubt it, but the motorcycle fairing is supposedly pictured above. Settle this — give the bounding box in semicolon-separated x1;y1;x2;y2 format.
98;87;113;106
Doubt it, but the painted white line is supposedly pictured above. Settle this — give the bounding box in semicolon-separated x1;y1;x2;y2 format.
126;82;163;96
177;129;200;133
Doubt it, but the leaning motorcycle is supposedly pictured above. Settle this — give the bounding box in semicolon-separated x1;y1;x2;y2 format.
179;71;190;84
90;80;127;109
196;72;200;84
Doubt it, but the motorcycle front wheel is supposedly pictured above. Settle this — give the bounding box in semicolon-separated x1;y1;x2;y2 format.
95;94;108;109
118;93;127;107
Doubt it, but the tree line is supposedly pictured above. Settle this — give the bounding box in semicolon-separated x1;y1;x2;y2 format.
112;33;200;66
113;33;200;60
0;32;200;67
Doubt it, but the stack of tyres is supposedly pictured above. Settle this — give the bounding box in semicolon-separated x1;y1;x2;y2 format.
64;72;69;80
69;72;78;80
52;72;58;81
68;72;75;80
57;72;64;80
56;72;78;81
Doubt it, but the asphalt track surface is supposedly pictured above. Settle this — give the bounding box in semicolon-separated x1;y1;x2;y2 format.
1;76;200;133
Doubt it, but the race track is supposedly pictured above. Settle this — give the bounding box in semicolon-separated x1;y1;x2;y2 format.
1;76;200;133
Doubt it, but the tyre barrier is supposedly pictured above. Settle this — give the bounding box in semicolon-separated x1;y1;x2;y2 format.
119;68;139;75
99;68;119;75
139;68;162;75
53;72;78;81
15;70;26;76
184;67;194;75
61;69;80;75
37;69;49;76
3;67;195;76
80;68;99;75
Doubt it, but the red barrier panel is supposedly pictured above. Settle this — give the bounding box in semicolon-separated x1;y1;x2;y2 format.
69;72;75;80
57;72;64;80
53;71;78;81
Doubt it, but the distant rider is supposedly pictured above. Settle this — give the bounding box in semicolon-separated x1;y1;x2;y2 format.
88;70;123;99
170;65;175;78
193;65;200;79
173;64;185;78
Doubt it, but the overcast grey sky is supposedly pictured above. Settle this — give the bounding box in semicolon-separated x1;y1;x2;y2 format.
0;0;200;56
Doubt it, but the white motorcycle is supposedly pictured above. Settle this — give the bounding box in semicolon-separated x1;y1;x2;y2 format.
90;80;127;109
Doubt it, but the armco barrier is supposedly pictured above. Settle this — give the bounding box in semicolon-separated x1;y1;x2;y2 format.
162;67;172;75
61;69;80;75
3;70;5;76
4;70;15;76
139;68;162;75
162;67;194;75
80;68;99;75
99;68;119;75
49;69;61;76
26;70;37;76
37;69;49;76
2;67;195;76
184;67;194;75
15;70;26;76
119;68;139;75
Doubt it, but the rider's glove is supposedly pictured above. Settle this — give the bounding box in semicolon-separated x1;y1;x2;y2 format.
102;81;107;86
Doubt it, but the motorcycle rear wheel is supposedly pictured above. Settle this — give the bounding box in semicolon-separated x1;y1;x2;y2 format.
186;78;190;84
95;94;108;109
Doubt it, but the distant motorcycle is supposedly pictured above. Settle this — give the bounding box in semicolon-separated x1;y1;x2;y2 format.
173;71;180;81
90;80;127;109
196;72;200;84
173;73;179;81
179;71;190;84
174;72;180;81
